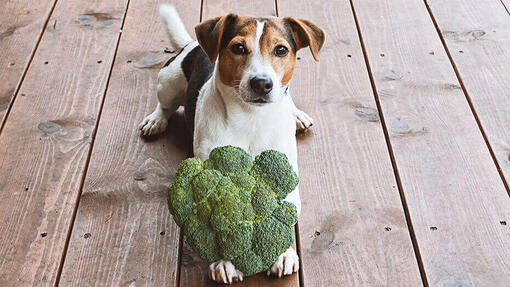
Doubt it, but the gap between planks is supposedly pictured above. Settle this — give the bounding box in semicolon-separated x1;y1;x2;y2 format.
53;0;133;285
294;222;304;286
348;0;429;286
176;230;184;287
499;0;510;15
0;0;59;135
422;0;510;195
199;0;204;21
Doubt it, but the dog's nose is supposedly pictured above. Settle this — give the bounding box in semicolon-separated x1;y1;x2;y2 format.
250;76;273;95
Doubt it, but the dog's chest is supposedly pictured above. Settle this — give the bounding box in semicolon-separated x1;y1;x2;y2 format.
193;85;295;160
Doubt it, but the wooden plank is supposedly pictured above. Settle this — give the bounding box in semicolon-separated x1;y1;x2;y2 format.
352;0;510;285
58;0;200;286
278;0;423;286
201;0;277;18
427;0;510;192
178;1;299;286
0;0;129;285
0;0;56;127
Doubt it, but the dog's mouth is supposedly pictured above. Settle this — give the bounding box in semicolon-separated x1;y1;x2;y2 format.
246;98;270;105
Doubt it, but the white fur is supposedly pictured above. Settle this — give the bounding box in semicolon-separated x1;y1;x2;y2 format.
140;8;311;284
267;248;300;277
159;4;193;49
293;96;314;130
193;66;301;214
139;42;198;135
209;260;244;284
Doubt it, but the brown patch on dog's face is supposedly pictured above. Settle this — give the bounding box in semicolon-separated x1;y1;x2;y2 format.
217;17;257;87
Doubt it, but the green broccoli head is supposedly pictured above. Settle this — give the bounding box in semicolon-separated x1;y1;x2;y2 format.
167;145;299;276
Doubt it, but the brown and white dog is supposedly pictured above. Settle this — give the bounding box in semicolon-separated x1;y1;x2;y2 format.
139;4;324;284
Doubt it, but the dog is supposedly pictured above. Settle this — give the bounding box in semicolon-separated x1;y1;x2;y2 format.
139;4;324;284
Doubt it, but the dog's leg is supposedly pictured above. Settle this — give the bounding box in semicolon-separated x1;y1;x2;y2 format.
267;187;301;277
267;138;301;277
292;99;314;132
268;188;301;277
139;64;186;136
209;260;244;284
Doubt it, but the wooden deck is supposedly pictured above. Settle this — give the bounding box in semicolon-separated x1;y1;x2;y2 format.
1;0;509;285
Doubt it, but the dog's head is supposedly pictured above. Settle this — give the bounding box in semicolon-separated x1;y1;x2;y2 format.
195;15;324;105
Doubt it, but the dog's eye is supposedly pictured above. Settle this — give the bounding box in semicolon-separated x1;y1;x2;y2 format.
274;45;289;57
231;44;247;55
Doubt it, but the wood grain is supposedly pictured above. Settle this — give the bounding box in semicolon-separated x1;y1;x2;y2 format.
0;0;56;127
278;0;423;286
201;0;277;19
352;0;510;285
0;0;129;285
58;0;200;286
179;1;299;286
427;0;510;192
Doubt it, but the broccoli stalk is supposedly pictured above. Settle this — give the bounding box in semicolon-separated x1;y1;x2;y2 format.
167;145;299;276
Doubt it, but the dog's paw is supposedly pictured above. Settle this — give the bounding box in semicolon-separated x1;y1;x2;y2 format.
267;247;299;278
138;111;168;136
294;108;314;131
209;260;244;284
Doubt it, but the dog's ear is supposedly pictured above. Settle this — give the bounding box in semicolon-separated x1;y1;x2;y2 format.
195;14;238;63
285;18;325;61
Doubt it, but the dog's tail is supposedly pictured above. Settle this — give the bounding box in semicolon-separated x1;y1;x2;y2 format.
159;4;194;50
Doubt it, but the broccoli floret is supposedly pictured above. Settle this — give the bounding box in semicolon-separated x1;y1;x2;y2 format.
194;198;213;224
250;150;299;199
228;171;257;192
182;215;221;262
167;145;299;276
176;157;203;179
217;221;253;259
191;169;222;202
167;177;193;226
252;183;278;218
253;217;295;268
207;145;253;174
232;250;263;277
273;201;298;226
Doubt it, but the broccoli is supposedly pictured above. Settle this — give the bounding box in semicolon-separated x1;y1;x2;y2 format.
167;145;299;276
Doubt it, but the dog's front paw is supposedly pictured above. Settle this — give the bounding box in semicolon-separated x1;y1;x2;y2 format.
294;108;314;131
209;260;244;284
267;247;299;278
138;110;168;136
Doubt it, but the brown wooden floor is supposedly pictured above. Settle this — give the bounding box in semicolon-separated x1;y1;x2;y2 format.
1;0;510;286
